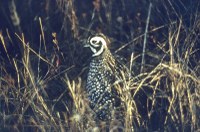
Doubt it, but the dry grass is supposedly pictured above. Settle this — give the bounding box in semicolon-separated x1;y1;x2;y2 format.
0;0;200;131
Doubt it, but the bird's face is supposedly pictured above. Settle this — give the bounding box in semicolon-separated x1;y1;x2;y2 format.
85;33;109;57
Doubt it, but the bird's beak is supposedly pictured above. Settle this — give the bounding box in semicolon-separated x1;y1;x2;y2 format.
84;43;90;47
82;38;90;47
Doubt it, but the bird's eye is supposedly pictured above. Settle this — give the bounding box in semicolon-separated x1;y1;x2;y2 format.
92;40;97;44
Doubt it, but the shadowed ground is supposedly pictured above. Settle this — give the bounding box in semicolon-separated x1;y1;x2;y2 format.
0;0;199;131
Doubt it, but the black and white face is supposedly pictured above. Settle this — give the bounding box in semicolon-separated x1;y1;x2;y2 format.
85;34;108;57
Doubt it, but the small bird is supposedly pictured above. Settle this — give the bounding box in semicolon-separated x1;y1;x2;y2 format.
84;33;130;121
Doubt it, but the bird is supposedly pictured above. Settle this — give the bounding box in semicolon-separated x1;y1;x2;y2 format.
84;33;130;121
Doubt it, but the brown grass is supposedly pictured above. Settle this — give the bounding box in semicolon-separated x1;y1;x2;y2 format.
0;0;199;131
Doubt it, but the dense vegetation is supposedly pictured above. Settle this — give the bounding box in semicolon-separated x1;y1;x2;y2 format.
0;0;199;131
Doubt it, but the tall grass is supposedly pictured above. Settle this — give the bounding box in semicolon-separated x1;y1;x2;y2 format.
0;0;199;131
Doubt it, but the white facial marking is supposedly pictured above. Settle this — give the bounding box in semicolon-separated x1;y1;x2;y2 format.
89;36;107;57
90;36;107;47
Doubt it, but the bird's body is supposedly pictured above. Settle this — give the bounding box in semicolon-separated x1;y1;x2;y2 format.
85;33;129;121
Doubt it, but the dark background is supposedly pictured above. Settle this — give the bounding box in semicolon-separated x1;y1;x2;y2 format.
0;0;199;131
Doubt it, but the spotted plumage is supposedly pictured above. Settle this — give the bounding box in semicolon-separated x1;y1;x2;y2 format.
85;33;129;121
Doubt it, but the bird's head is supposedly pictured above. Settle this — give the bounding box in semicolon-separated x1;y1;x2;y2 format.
84;33;110;57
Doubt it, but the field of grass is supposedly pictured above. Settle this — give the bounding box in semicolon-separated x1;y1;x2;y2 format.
0;0;200;131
